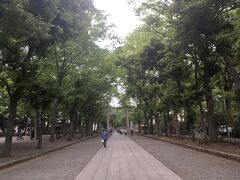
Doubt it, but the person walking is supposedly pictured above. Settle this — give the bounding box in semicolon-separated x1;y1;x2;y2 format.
101;129;108;148
17;127;23;140
131;129;134;136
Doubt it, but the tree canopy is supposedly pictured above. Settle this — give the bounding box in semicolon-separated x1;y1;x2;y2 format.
117;0;240;142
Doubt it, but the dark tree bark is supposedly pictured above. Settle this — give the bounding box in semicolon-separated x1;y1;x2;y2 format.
149;111;154;135
85;119;89;137
70;118;75;138
190;125;195;141
50;99;57;142
79;119;83;139
167;123;171;137
0;115;6;136
155;113;162;136
1;94;18;157
88;118;93;136
37;112;44;149
223;58;240;111
35;110;40;141
174;109;181;139
137;109;141;133
163;112;167;136
203;63;217;142
62;118;67;137
163;111;171;137
194;58;209;144
223;70;233;126
143;111;149;134
67;111;74;141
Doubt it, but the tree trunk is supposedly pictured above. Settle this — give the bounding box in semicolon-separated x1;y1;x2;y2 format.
1;95;18;157
149;114;154;135
37;112;44;149
2;124;5;136
80;123;84;139
194;58;209;144
190;125;195;141
203;68;217;142
174;109;180;139
70;119;75;138
89;118;93;136
158;120;162;136
35;111;40;140
185;106;196;141
163;112;167;136
62;119;67;137
50;98;57;142
137;109;141;133
167;123;171;137
223;58;240;111
235;89;240;115
155;114;161;136
92;119;96;133
223;71;233;126
142;111;148;134
160;120;163;136
67;111;74;141
199;101;209;143
85;119;89;137
78;119;83;140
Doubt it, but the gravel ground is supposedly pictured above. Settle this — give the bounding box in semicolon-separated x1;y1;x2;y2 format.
131;135;240;180
0;137;101;180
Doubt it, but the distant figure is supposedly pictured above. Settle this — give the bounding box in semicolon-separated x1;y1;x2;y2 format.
31;127;35;140
17;127;23;140
101;129;108;148
131;129;134;136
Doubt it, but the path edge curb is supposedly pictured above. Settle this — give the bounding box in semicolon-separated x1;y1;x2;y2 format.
136;133;240;163
0;135;98;170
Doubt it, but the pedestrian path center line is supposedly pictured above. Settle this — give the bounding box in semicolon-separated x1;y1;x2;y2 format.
74;133;183;180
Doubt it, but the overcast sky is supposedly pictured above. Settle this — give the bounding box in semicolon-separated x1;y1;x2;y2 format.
94;0;141;39
93;0;141;106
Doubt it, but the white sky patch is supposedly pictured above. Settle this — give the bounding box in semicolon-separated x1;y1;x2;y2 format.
110;97;120;107
94;0;141;39
93;0;141;107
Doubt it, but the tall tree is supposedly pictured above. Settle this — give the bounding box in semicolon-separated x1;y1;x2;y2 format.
0;0;56;157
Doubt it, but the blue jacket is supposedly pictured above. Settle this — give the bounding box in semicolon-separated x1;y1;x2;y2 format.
101;131;108;140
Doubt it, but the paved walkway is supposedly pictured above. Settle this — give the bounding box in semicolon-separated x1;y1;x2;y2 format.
75;133;182;180
132;135;240;180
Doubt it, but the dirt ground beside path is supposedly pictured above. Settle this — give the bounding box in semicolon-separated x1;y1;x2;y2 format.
0;134;98;166
0;137;101;180
155;135;240;156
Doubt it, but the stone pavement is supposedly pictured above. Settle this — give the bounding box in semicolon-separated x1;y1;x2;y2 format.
75;133;182;180
132;134;240;180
